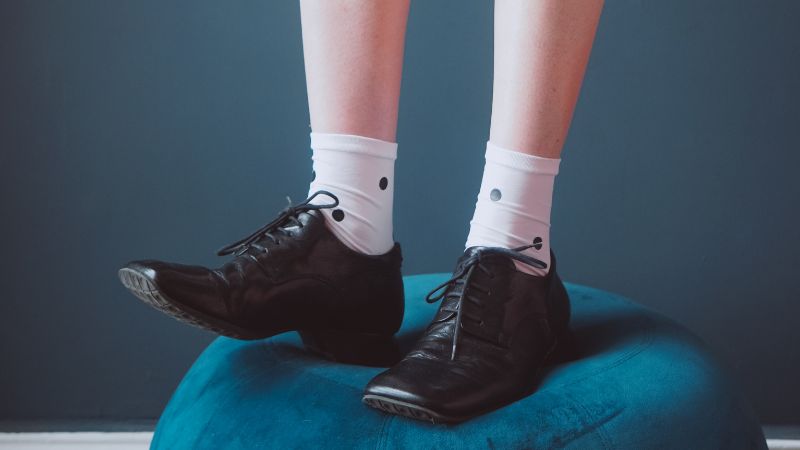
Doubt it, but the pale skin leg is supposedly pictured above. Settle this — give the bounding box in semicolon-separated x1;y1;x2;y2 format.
299;0;411;142
490;0;605;158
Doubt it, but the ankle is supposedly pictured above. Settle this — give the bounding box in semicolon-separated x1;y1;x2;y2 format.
307;132;397;255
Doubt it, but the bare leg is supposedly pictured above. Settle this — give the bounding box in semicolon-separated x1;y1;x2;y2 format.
490;0;604;158
300;0;410;142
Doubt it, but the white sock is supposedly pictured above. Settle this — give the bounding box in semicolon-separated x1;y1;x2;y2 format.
465;141;561;276
307;132;396;255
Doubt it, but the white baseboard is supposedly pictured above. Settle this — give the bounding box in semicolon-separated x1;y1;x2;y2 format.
0;432;153;450
0;433;795;449
769;439;800;450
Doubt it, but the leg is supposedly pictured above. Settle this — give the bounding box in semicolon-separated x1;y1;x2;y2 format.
301;0;410;142
364;0;604;423
466;0;604;275
490;0;604;158
301;0;410;255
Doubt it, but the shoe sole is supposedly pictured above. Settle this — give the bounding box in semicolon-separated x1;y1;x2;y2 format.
118;267;259;340
362;395;466;424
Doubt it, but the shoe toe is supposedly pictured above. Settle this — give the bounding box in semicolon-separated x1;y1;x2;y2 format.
364;356;508;423
120;260;228;318
365;368;427;405
364;358;461;414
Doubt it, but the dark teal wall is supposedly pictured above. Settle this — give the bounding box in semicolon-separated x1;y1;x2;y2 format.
2;1;799;426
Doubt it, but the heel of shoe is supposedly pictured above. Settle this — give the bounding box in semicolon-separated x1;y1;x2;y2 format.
298;329;402;367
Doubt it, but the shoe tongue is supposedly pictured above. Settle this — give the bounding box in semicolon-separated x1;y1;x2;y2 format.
269;210;324;239
301;209;325;222
279;210;303;229
463;246;485;257
251;211;314;246
459;246;518;272
454;246;483;271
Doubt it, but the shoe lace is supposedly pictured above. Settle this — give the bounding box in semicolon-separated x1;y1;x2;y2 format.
216;190;339;257
424;245;547;360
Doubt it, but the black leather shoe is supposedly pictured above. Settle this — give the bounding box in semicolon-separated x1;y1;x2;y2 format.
118;191;404;366
362;246;570;422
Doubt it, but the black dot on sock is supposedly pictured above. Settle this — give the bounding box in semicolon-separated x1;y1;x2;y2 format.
532;237;543;250
332;209;345;222
490;188;502;201
379;177;388;190
310;170;316;182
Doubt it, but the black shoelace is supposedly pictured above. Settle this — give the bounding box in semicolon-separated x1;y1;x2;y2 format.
216;190;339;257
425;245;548;360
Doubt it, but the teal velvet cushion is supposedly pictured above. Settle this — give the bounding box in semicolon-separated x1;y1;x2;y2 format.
151;274;767;449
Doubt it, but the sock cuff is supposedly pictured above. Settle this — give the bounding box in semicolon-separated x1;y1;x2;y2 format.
485;141;561;175
310;132;398;161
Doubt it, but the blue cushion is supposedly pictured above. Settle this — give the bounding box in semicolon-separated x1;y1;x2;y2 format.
151;274;767;449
